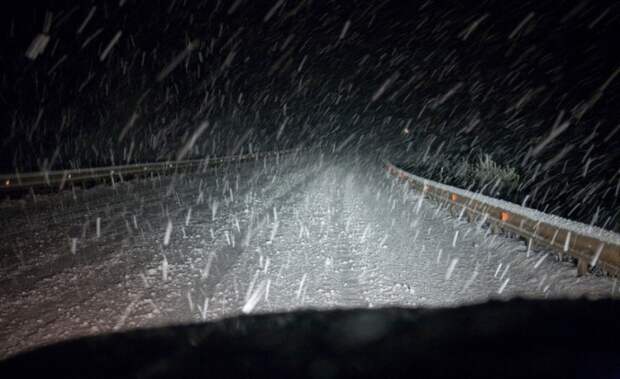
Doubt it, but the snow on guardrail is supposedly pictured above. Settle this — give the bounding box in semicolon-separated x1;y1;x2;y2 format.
0;148;301;191
385;161;620;277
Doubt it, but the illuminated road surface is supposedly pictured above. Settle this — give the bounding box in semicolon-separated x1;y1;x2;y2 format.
0;151;614;358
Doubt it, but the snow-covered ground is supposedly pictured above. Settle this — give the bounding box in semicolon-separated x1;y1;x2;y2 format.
0;151;616;359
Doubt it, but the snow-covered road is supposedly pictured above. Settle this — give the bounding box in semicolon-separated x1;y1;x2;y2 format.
0;151;615;358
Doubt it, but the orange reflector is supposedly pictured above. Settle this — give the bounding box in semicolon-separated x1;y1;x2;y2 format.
450;194;457;202
500;212;509;222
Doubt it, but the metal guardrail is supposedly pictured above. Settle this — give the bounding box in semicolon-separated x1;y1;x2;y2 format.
385;161;620;277
0;149;299;191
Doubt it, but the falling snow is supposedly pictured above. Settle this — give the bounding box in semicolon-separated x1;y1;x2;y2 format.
0;0;619;362
0;153;616;358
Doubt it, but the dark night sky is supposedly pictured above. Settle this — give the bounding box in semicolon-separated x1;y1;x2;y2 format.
1;0;619;230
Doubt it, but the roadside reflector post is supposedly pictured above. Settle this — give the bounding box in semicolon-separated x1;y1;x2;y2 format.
500;211;509;222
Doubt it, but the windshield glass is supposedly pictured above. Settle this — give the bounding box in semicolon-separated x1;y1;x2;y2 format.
1;0;618;360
